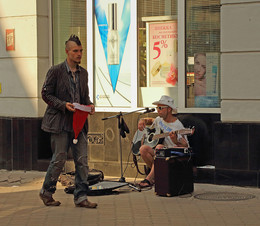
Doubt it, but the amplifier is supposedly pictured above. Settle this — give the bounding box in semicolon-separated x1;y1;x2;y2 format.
154;156;194;197
155;147;192;158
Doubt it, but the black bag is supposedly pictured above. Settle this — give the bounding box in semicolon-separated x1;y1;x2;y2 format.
60;169;104;194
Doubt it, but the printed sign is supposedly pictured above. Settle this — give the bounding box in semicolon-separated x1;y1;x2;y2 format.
6;29;15;51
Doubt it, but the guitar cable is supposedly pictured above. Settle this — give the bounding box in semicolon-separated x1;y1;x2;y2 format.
130;114;149;176
119;113;147;180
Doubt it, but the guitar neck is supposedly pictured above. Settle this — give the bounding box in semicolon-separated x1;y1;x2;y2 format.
152;129;193;140
153;132;170;140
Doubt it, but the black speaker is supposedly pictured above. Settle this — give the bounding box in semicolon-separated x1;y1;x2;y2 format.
154;156;194;197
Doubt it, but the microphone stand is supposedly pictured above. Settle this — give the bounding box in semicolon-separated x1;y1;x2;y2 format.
102;108;151;192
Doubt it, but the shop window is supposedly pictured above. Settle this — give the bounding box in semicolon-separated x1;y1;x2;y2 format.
137;0;178;107
185;0;220;108
52;0;87;68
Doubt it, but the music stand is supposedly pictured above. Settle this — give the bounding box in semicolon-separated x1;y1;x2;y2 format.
102;108;150;191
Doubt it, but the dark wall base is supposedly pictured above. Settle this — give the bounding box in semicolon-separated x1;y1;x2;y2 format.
0;117;51;171
1;116;259;188
0;113;220;172
194;168;260;188
215;169;259;188
194;167;215;184
213;122;260;188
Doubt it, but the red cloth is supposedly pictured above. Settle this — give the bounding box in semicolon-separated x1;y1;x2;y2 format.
72;104;91;143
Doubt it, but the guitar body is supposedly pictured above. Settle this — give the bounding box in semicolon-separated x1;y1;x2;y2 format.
131;127;163;155
143;128;164;148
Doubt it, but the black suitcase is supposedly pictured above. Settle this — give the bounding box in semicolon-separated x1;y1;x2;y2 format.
154;156;194;197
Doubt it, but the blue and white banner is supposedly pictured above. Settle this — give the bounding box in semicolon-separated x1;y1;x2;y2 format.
94;0;132;107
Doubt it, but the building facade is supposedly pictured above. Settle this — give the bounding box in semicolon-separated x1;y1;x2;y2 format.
0;0;259;187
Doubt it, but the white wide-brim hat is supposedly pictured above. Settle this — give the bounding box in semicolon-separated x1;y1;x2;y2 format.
152;95;177;113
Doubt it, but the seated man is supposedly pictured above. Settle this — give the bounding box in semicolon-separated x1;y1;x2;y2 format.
138;95;189;188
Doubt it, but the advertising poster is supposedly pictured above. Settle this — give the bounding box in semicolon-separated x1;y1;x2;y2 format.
94;0;131;107
194;52;220;107
148;21;178;87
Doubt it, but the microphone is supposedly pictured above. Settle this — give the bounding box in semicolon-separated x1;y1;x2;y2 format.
142;108;155;114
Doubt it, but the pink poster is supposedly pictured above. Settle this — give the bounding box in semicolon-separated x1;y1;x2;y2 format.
149;21;178;87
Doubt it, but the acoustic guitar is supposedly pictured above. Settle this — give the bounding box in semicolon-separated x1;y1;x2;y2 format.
131;126;195;155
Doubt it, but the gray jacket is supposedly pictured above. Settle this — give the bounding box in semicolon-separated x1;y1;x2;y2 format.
41;61;92;134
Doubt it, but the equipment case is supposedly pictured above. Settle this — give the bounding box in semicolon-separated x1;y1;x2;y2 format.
154;156;194;197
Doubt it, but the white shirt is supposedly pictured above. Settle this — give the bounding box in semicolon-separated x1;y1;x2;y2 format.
151;116;189;148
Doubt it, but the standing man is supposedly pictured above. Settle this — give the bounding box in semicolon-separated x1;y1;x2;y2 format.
137;95;189;188
39;35;97;208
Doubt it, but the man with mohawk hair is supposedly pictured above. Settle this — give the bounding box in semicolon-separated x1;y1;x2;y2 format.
39;35;97;208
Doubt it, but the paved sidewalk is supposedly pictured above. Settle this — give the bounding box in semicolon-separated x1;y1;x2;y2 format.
0;170;259;226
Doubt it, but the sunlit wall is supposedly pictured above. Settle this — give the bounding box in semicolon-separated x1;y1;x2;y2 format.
0;0;49;117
